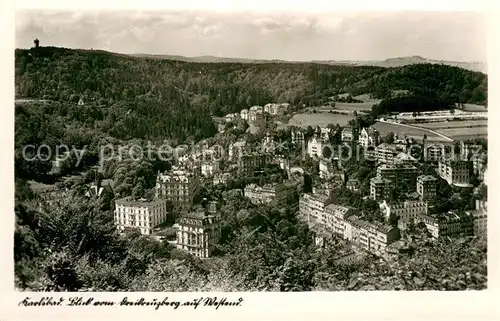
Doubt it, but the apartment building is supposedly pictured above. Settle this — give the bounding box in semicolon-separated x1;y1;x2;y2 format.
370;177;393;201
237;152;272;176
299;193;331;227
114;197;168;235
176;205;221;259
419;211;474;239
379;200;428;222
377;164;421;194
375;143;399;164
416;175;438;201
341;127;355;143
438;160;472;186
344;215;400;255
359;127;380;148
155;166;200;208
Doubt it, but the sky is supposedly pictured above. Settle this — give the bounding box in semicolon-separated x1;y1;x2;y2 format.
15;10;487;62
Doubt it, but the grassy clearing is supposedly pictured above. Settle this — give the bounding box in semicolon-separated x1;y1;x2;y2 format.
372;121;449;142
438;127;488;139
418;120;488;129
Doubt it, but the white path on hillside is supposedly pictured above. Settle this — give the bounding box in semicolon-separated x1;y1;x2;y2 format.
377;119;454;142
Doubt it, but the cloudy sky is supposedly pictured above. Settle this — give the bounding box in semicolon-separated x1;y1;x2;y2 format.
15;10;486;62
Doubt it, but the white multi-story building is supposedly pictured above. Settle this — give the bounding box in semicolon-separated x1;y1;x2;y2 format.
114;197;168;235
240;109;249;121
248;106;263;122
307;136;324;158
359;127;380;148
299;193;331;226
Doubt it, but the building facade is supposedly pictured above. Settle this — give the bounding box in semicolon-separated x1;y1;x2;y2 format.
237;153;272;176
299;193;331;226
375;143;398;164
379;200;428;222
420;211;474;239
438;160;472;186
377;164;421;194
176;206;221;259
114;197;168;235
291;129;305;146
416;175;438;201
370;177;393;201
359;127;380;148
307;136;324;158
341;127;355;143
155;167;200;208
344;215;400;256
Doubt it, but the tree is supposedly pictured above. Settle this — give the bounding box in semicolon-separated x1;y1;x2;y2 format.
382;132;395;144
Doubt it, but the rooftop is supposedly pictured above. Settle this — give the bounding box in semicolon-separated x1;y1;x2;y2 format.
115;197;165;207
417;175;437;182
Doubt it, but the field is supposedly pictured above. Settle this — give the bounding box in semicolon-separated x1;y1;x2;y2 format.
462;104;488;112
417;120;488;129
278;112;356;129
372;121;451;142
417;120;488;140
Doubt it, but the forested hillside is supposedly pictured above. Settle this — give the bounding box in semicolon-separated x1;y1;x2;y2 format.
15;47;487;143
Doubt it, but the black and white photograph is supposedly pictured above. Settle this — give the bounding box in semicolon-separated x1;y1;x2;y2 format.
12;5;489;295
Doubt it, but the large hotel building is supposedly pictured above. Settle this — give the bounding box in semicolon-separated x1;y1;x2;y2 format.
114;197;168;235
155;166;200;208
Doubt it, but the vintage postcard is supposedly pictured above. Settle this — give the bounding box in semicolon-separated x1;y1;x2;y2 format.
2;0;498;320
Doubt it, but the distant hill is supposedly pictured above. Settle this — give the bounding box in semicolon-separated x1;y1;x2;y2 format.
15;46;487;145
133;53;486;73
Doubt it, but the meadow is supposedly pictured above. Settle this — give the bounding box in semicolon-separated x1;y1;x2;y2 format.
372;121;451;142
417;120;488;140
